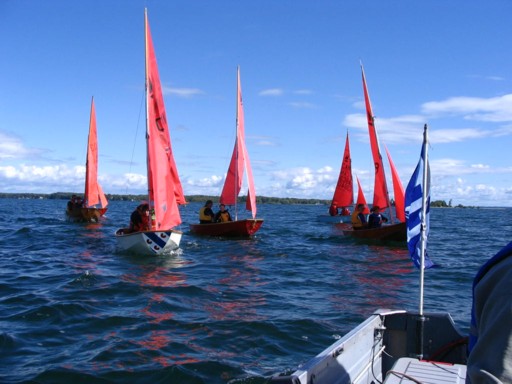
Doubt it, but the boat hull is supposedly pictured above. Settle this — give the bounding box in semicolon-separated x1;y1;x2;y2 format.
66;207;107;222
114;228;182;255
338;221;406;242
317;214;352;224
270;309;467;384
189;219;263;237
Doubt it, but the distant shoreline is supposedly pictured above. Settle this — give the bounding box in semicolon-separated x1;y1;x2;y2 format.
0;192;494;208
0;192;331;205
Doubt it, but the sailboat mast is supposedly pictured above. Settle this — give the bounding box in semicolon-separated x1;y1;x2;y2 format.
233;66;241;220
144;8;151;208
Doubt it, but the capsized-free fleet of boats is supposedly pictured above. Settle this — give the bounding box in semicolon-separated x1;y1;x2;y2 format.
67;14;413;249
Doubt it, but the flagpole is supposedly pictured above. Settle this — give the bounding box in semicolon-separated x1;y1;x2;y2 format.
416;124;429;360
419;124;428;315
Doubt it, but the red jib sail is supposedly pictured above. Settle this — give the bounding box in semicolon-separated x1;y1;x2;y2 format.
385;146;405;222
361;64;390;211
84;97;108;209
145;10;185;230
220;67;257;219
331;132;354;208
355;176;370;215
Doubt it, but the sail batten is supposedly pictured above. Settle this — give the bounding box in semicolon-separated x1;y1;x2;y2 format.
145;10;184;230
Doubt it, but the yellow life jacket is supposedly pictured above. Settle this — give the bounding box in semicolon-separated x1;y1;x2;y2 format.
218;211;231;222
351;210;363;228
199;207;212;222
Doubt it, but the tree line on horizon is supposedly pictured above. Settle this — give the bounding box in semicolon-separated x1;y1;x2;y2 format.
0;192;471;208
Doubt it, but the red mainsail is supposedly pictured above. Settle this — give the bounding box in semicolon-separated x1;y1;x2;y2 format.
355;176;370;215
220;67;257;219
331;132;354;208
361;65;390;210
385;146;405;222
145;10;185;230
84;97;108;209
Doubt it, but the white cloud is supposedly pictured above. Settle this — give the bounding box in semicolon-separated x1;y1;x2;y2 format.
421;94;512;122
163;86;205;98
259;88;283;96
186;175;223;188
0;132;44;160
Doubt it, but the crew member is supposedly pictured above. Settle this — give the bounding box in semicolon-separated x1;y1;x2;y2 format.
214;204;232;223
199;200;215;224
351;203;367;229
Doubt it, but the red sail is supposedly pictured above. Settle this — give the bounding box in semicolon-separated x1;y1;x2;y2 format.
355;176;370;215
84;97;108;209
145;11;185;230
331;132;354;208
385;146;405;222
220;67;257;218
361;65;390;210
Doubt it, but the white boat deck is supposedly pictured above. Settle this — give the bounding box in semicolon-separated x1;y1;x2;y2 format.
384;358;466;384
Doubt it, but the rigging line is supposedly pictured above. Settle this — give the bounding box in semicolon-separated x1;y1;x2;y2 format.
125;91;146;195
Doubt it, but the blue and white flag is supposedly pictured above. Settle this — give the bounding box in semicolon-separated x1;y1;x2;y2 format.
405;137;434;269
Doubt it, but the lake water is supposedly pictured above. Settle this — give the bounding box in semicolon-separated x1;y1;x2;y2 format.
1;198;510;383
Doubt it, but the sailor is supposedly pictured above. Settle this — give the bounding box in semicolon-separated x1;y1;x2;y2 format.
467;241;512;383
129;203;149;232
351;203;367;230
367;206;388;228
199;200;215;224
214;204;232;223
329;203;338;216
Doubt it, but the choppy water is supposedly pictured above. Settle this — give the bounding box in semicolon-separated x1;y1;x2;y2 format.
1;198;511;383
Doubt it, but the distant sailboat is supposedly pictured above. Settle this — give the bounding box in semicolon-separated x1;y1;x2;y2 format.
189;67;263;237
341;65;406;242
318;132;354;223
66;97;108;222
115;9;185;255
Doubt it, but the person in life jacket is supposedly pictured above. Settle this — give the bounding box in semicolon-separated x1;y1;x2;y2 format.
129;203;149;232
329;203;338;216
467;240;512;383
340;207;351;216
351;203;368;230
367;206;388;228
199;200;215;224
214;204;233;223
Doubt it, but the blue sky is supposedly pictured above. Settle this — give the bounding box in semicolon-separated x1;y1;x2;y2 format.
1;1;511;207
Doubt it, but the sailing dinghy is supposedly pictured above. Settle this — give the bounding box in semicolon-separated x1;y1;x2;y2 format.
318;132;354;224
271;126;468;384
66;97;108;222
115;9;185;255
189;67;263;237
340;65;406;242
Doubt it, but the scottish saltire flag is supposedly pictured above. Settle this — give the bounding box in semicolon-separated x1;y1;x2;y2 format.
405;139;434;269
